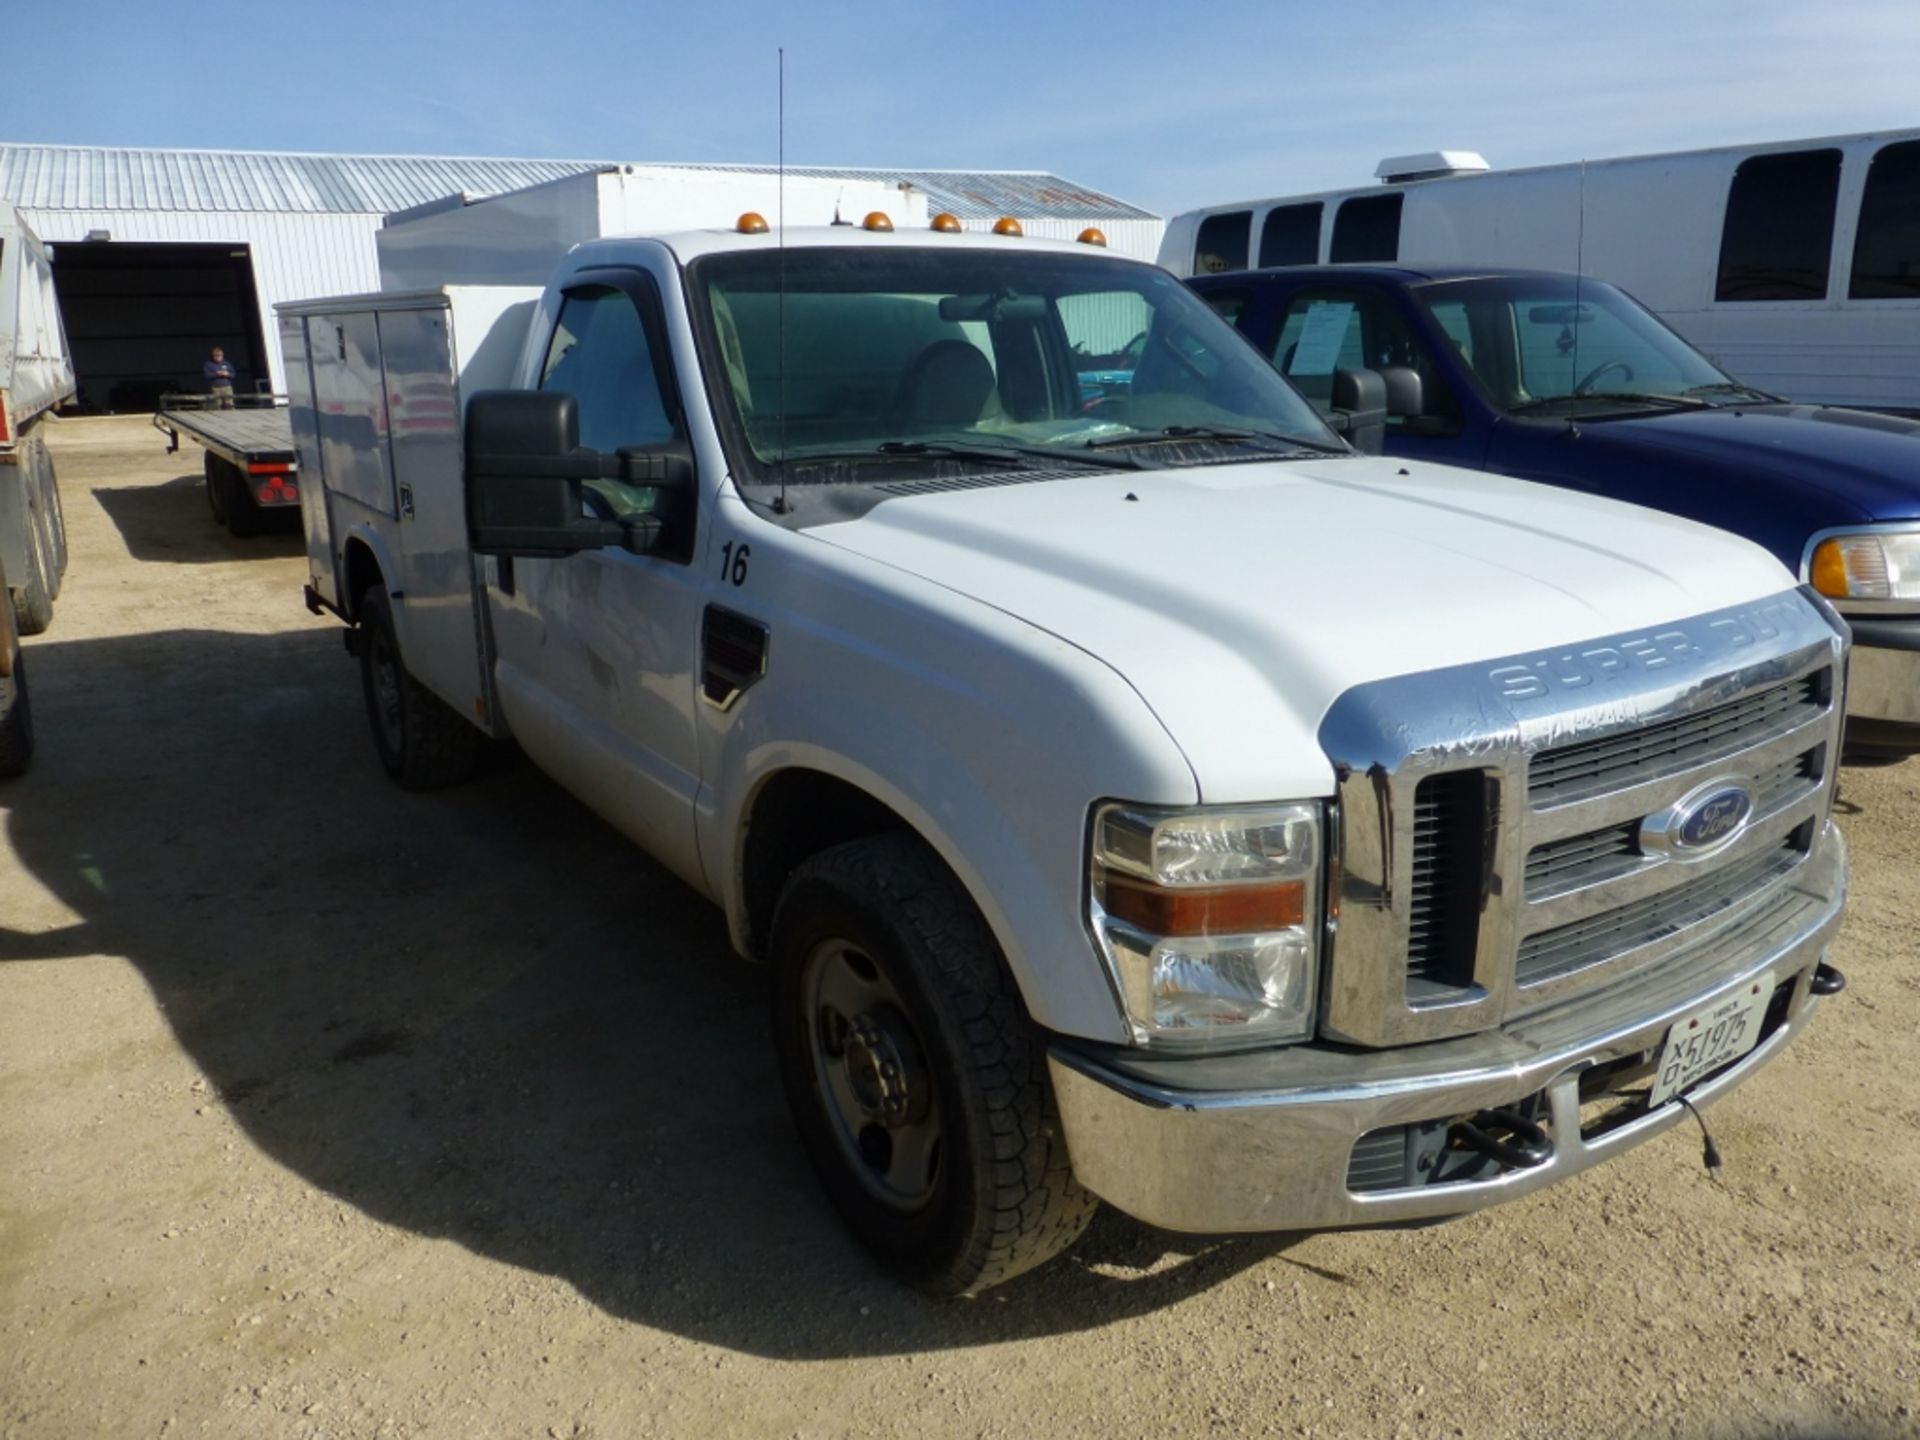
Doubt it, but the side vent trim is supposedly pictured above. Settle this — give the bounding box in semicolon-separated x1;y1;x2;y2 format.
702;604;768;711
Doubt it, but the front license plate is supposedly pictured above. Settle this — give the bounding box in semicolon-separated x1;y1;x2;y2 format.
1649;973;1774;1108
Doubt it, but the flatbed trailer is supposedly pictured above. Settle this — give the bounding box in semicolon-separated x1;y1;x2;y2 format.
153;395;300;536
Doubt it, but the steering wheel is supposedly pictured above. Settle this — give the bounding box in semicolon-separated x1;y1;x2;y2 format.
1573;358;1634;395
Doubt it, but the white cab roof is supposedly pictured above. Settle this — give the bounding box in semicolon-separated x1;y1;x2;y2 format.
578;225;1139;266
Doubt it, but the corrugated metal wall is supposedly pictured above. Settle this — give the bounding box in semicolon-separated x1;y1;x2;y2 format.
25;209;380;392
10;152;1165;396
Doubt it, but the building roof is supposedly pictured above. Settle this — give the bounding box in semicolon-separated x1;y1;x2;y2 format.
0;144;1156;221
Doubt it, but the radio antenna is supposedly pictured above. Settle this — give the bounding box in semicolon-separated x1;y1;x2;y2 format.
775;46;789;514
1569;159;1587;436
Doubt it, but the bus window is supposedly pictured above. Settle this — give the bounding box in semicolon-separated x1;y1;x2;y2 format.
1257;203;1322;267
1715;149;1841;301
1330;194;1403;264
1850;140;1920;299
1194;211;1251;274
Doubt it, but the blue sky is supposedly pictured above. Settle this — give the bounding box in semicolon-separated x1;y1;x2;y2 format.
20;0;1920;215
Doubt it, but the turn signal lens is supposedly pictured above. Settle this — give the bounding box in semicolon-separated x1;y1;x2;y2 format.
736;212;770;234
862;211;894;232
1101;875;1305;935
930;212;963;233
1810;532;1920;601
992;216;1024;237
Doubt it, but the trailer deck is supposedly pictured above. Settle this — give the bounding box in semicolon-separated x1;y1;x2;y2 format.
152;398;298;468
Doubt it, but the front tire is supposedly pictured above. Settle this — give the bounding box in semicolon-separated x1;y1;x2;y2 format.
771;834;1097;1295
357;586;479;790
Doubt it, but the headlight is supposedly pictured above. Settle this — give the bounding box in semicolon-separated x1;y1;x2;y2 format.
1810;531;1920;601
1089;801;1321;1050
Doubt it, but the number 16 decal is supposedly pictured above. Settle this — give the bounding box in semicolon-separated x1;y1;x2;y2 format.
720;541;751;587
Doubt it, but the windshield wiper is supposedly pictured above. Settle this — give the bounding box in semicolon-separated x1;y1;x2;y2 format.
1683;382;1784;405
1507;392;1710;416
874;440;1140;470
1081;425;1341;456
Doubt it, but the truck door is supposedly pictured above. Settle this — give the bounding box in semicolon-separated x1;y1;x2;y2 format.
486;273;705;880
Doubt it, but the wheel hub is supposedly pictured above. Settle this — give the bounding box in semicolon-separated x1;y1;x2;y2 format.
841;1010;928;1127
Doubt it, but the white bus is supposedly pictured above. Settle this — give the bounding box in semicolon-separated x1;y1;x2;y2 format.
1160;130;1920;412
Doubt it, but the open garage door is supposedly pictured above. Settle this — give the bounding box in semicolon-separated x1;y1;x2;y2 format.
50;241;270;413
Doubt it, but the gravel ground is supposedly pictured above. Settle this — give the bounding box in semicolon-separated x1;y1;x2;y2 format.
2;415;1916;1440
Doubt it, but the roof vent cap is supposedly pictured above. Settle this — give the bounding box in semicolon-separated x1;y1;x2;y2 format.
1374;151;1490;184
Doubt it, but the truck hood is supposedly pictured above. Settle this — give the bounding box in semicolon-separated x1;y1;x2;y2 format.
1571;404;1920;528
810;455;1796;801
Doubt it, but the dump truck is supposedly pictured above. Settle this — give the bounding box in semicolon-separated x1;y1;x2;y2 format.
1;200;74;636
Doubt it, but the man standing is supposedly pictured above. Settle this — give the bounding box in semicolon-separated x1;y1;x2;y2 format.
204;347;236;409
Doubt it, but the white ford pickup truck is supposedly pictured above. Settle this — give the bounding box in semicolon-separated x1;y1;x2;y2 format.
281;216;1851;1294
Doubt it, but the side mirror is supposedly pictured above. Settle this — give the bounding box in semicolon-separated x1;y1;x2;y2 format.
1378;365;1424;420
1330;367;1388;456
464;390;690;558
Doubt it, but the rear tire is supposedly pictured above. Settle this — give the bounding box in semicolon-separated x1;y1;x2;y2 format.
770;834;1097;1295
357;586;480;790
205;452;231;527
218;457;262;537
10;530;53;636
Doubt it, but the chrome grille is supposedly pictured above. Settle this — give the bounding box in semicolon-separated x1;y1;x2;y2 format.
1516;836;1804;987
1753;747;1821;812
1524;822;1639;896
1319;590;1847;1050
1528;673;1824;806
1407;772;1485;999
1520;743;1824;901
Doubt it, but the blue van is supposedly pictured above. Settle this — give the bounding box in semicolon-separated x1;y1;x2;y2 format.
1186;265;1920;758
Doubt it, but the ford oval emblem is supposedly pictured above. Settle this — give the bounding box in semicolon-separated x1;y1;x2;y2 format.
1675;786;1754;851
1641;778;1757;861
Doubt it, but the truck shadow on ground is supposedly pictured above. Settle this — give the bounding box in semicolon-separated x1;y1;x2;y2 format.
1;627;1303;1357
91;476;303;564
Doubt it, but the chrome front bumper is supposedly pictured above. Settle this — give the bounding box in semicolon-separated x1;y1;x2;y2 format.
1049;828;1846;1235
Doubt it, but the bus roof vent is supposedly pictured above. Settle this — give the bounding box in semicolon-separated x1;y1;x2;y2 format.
1374;151;1491;184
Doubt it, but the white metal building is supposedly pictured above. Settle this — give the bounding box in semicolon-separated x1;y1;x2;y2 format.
0;144;1162;409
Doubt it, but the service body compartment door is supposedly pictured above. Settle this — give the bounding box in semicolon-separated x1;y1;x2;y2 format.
308;312;397;519
378;304;490;728
279;311;337;607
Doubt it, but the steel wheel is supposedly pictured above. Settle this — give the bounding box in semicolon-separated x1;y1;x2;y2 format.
802;937;942;1212
770;834;1098;1293
367;621;406;760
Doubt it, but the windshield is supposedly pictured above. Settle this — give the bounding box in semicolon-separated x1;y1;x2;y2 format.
1414;276;1764;417
688;246;1342;486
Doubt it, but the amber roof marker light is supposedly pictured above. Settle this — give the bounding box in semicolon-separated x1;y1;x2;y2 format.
862;212;895;232
1077;227;1108;247
737;212;770;234
930;212;963;233
993;216;1024;237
